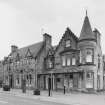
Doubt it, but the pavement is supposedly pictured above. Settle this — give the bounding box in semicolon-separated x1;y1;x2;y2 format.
0;88;105;105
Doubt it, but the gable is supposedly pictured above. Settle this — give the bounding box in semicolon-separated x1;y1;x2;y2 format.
55;28;78;54
25;48;33;58
17;41;43;58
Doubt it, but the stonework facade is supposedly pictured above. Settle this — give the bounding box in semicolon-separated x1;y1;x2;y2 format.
1;13;104;92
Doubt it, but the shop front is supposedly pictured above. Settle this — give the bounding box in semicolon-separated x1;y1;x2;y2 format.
38;71;84;92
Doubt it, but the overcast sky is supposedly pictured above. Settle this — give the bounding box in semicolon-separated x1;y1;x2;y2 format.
0;0;104;59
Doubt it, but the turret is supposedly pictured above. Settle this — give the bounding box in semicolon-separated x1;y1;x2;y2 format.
79;11;96;41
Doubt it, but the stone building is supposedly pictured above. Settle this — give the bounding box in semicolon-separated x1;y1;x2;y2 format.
2;12;104;92
2;33;52;89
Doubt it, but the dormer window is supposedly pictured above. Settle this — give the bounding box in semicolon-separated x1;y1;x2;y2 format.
47;59;53;69
65;40;71;47
49;61;53;68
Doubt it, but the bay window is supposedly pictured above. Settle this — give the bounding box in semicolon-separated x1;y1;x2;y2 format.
86;49;93;63
80;51;82;63
62;56;66;66
67;57;71;66
72;57;76;65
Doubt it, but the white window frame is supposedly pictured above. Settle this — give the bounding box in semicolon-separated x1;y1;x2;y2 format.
49;60;53;68
80;51;82;63
67;57;71;66
65;40;71;47
86;49;93;63
72;57;76;65
87;72;93;79
62;56;66;66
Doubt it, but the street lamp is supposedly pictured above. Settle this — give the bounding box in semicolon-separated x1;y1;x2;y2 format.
33;57;40;95
48;72;53;96
21;58;27;93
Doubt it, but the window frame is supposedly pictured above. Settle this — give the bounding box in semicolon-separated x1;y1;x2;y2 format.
79;50;82;63
67;57;71;66
86;48;94;64
86;72;94;79
47;58;53;69
62;56;66;67
65;40;71;48
72;57;76;66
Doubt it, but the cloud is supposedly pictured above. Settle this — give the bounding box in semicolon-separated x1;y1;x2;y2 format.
0;0;104;59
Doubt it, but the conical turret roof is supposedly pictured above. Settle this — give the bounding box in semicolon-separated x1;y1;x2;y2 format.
79;11;96;41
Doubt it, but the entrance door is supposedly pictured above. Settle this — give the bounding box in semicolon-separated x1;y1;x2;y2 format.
73;73;78;89
97;75;100;90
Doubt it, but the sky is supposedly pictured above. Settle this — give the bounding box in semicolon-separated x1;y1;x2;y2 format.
0;0;104;60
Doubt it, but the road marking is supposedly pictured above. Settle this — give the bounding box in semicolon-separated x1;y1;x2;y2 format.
0;100;8;104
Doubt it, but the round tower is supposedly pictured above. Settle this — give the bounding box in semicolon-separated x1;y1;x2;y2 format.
77;11;103;92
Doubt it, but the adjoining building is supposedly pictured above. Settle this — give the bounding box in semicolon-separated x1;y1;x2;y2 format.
2;12;104;92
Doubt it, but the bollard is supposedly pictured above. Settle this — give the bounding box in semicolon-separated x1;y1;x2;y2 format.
48;88;51;96
64;86;65;94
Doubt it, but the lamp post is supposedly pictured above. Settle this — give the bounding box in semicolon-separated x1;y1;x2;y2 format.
21;69;26;93
33;58;40;95
22;58;27;93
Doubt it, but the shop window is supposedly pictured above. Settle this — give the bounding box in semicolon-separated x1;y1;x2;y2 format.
67;57;71;66
72;57;76;65
86;49;93;63
70;74;73;79
62;56;66;66
16;76;19;84
65;40;71;47
87;72;93;79
56;78;60;82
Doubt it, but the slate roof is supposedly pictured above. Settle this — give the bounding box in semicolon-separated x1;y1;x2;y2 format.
17;41;44;58
79;14;96;41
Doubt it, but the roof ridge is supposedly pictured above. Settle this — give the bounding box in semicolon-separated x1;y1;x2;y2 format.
19;41;43;50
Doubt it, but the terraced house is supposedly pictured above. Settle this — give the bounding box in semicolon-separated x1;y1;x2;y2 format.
2;12;104;92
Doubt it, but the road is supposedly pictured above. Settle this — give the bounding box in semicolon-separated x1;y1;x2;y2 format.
0;92;68;105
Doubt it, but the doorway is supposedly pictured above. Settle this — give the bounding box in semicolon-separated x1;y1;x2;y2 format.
73;73;78;89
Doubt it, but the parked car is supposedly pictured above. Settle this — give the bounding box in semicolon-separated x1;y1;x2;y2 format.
3;84;10;91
